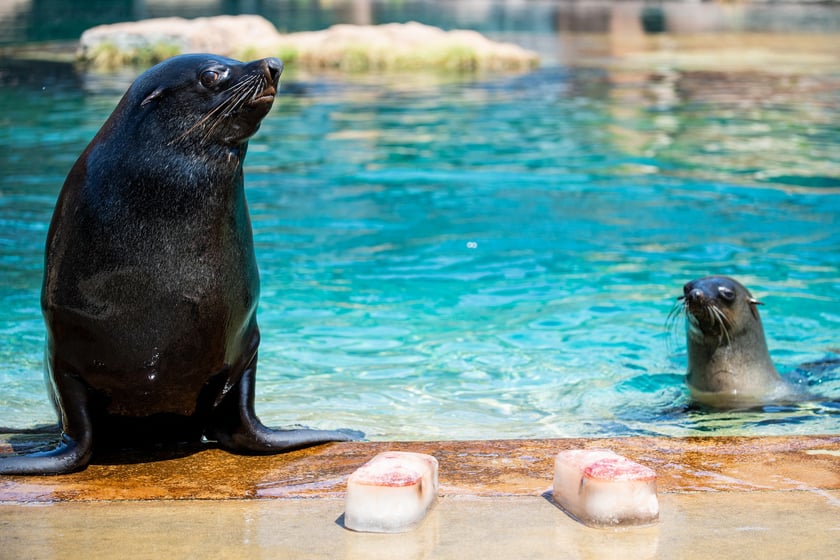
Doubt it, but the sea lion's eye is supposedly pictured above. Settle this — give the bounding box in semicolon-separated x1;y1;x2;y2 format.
200;70;221;88
718;286;736;302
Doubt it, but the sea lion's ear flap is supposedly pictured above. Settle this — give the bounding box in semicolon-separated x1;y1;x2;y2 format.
141;86;165;107
748;297;763;319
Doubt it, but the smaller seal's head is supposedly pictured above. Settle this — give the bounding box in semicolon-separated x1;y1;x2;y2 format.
123;54;283;149
675;276;795;407
678;275;763;346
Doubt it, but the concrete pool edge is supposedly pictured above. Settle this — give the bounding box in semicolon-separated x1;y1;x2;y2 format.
2;435;838;559
1;435;838;502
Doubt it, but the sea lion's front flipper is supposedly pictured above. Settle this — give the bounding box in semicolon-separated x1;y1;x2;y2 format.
207;354;360;454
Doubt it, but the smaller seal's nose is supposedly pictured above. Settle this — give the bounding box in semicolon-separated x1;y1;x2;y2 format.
687;288;705;303
264;57;283;84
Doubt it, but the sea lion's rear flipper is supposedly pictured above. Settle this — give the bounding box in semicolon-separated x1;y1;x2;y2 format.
207;354;360;454
0;433;91;475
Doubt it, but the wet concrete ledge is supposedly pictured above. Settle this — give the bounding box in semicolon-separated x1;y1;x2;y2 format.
1;435;838;502
2;436;838;559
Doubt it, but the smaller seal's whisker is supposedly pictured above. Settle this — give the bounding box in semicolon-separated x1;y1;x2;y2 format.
703;305;716;335
665;297;688;354
665;298;685;335
709;304;731;346
714;303;732;330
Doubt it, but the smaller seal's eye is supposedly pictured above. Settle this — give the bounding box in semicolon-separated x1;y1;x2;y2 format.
200;70;221;89
718;286;736;302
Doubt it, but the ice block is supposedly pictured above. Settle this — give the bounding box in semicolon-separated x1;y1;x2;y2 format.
552;449;659;528
344;451;439;533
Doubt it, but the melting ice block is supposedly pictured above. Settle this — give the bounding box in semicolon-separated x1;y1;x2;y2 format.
344;451;439;533
552;449;659;528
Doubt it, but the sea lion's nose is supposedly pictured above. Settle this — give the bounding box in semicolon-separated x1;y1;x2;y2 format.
264;57;283;83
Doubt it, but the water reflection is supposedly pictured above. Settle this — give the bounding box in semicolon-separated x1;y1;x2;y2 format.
597;67;840;189
2;0;840;46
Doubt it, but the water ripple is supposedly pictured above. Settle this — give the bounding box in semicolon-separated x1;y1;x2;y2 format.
1;57;839;438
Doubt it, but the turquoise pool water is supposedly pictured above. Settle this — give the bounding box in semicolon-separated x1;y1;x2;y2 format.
1;2;839;440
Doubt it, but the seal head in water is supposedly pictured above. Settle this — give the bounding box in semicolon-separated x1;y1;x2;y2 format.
677;275;801;409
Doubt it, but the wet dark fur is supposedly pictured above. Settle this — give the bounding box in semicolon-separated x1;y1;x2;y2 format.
0;54;354;475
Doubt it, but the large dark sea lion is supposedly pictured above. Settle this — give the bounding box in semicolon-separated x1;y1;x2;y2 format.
675;275;804;409
0;54;354;475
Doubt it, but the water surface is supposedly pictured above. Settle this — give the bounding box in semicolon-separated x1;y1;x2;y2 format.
0;1;838;440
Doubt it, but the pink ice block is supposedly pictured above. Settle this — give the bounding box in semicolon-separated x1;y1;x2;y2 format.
552;449;659;528
344;451;439;533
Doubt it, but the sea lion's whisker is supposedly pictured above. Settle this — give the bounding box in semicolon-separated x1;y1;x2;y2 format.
196;80;254;123
173;77;262;145
192;80;250;119
201;76;267;141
